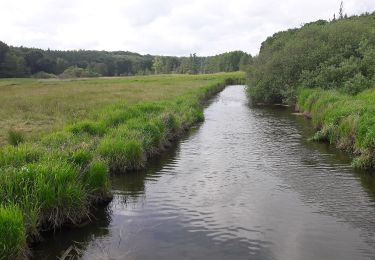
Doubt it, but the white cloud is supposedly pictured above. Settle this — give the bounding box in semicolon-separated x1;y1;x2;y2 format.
0;0;374;56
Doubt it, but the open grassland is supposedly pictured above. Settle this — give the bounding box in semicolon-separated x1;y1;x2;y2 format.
297;88;375;169
0;74;238;145
0;72;245;259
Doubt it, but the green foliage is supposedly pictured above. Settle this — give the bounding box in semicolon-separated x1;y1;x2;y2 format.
98;136;144;171
0;72;245;256
32;71;57;79
248;12;375;103
84;161;109;195
68;150;93;166
0;206;26;260
0;159;88;227
68;120;106;136
7;128;25;146
60;66;100;78
0;144;41;167
0;40;249;78
297;88;375;168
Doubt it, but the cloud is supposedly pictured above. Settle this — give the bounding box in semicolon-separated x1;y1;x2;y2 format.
0;0;374;56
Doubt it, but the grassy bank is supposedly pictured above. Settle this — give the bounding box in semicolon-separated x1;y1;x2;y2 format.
0;72;245;259
297;87;375;169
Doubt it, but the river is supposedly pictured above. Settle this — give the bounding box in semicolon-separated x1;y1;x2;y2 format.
33;85;375;259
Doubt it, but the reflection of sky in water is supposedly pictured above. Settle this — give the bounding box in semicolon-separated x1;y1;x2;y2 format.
33;86;375;260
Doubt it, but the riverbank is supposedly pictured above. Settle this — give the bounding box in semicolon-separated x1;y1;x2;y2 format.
0;72;245;259
296;87;375;169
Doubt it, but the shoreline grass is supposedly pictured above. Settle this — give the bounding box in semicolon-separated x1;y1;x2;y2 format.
0;72;245;259
296;87;375;169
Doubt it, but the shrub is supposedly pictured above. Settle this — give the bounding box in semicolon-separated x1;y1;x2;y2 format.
32;71;57;79
59;66;100;78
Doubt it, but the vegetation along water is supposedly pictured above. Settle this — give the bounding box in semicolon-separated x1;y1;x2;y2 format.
0;72;245;259
247;11;375;168
2;5;375;260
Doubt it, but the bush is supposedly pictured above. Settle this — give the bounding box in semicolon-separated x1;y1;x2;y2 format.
342;73;371;95
32;71;57;79
60;66;100;78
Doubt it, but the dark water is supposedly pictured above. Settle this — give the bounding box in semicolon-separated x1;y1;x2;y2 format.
33;85;375;260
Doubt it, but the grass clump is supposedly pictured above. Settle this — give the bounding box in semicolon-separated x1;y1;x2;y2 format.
0;144;41;167
84;161;109;196
0;206;26;260
7;128;25;146
98;136;144;171
297;87;375;168
68;120;106;136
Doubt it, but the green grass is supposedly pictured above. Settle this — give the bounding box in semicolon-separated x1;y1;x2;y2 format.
0;206;26;260
297;87;375;168
0;74;242;145
0;72;245;258
7;129;25;146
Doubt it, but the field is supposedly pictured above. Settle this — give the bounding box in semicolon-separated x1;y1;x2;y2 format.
0;72;245;259
0;74;240;146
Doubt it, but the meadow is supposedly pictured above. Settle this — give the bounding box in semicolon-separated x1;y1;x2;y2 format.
0;72;245;259
0;74;239;145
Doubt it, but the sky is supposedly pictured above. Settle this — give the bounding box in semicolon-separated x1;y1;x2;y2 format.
0;0;375;56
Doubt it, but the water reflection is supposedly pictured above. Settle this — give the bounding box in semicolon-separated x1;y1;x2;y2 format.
33;86;375;260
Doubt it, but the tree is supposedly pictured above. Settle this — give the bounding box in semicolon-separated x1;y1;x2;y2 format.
189;53;199;74
0;41;9;64
55;58;69;74
339;1;344;19
152;56;163;74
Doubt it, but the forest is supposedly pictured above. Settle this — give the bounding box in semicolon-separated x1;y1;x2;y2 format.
0;42;251;78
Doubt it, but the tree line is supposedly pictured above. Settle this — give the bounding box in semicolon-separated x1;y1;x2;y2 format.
247;10;375;104
0;42;251;78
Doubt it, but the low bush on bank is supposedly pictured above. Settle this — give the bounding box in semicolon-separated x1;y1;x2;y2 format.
297;87;375;168
0;72;245;258
32;71;58;79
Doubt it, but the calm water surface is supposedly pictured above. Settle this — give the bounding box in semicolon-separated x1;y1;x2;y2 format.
34;85;375;259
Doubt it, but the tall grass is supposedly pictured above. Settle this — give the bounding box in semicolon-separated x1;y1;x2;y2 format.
297;87;375;168
7;129;25;146
0;206;26;259
0;72;245;258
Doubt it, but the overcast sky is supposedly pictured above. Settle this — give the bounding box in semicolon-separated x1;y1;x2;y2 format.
1;0;374;56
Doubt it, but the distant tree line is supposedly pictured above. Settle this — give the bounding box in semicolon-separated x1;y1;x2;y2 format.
0;42;252;78
247;9;375;104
